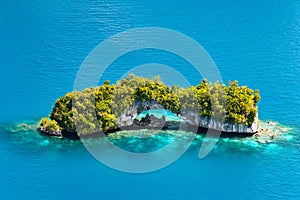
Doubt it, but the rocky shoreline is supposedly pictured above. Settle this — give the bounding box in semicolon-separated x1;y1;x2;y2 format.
21;116;289;144
117;100;259;134
39;126;62;137
38;100;260;139
38;112;258;139
120;113;256;137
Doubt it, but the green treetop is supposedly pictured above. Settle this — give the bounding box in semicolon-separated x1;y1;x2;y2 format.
40;74;260;136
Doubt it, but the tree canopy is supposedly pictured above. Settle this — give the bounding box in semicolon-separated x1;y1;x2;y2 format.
40;74;260;136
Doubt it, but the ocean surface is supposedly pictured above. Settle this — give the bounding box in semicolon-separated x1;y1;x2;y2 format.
0;0;300;199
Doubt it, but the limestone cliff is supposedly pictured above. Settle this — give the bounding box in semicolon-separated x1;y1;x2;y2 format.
117;100;258;134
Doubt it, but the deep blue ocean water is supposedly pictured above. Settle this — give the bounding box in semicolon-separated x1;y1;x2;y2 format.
0;0;300;199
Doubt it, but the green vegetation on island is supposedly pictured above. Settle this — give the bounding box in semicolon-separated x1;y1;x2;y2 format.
39;117;61;136
40;74;260;136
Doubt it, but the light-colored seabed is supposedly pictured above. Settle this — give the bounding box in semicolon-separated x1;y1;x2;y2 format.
1;119;296;155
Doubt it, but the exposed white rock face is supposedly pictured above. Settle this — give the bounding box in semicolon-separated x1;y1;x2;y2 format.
180;112;259;133
39;127;62;136
117;100;259;133
117;100;160;127
202;117;258;133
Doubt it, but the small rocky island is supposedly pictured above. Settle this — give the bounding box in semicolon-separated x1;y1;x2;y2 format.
39;74;262;138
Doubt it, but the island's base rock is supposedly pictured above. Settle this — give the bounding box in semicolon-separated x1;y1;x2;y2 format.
38;127;62;137
117;100;259;134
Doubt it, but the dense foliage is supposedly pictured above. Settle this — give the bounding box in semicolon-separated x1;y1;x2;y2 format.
40;117;61;133
40;74;260;136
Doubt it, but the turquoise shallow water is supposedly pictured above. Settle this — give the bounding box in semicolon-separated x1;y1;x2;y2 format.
0;0;300;199
136;109;182;122
1;120;299;199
